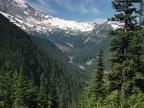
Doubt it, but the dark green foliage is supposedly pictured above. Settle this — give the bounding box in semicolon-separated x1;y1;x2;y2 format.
79;0;144;107
105;0;144;106
0;60;13;108
27;73;38;108
79;47;105;108
13;66;29;108
0;62;37;108
48;63;59;108
0;13;88;107
108;0;144;96
59;94;67;108
37;73;48;108
31;36;70;62
92;47;104;100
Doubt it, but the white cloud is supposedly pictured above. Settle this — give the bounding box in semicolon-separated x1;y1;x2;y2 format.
26;0;57;14
26;0;110;23
48;0;99;15
79;3;99;15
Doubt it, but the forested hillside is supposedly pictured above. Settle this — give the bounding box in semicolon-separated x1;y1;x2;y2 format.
0;13;88;108
79;0;144;108
30;35;70;62
1;0;144;107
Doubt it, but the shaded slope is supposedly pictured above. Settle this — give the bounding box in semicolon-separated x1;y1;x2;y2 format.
0;13;88;104
30;35;70;62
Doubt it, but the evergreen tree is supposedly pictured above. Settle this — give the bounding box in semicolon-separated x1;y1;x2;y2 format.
0;13;89;108
79;86;95;108
48;63;59;108
13;66;29;108
27;73;38;108
92;46;104;100
108;0;144;97
79;47;105;108
0;60;13;108
59;94;67;108
37;73;48;108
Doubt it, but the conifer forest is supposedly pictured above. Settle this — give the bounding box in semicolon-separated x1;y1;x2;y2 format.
0;0;144;108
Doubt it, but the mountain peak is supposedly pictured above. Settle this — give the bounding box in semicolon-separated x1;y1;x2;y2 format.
13;0;28;8
0;0;94;34
108;21;124;30
14;0;24;3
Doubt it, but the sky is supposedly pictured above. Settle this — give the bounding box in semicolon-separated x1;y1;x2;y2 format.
26;0;115;24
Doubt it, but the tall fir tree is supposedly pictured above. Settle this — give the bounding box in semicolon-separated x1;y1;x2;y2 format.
79;47;104;108
59;94;67;108
92;46;104;100
37;73;48;108
0;60;13;108
27;72;38;108
108;0;144;97
48;62;59;108
13;66;29;108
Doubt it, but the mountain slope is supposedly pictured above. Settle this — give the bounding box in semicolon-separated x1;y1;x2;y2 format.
30;35;70;62
0;0;114;72
0;0;94;34
0;13;88;105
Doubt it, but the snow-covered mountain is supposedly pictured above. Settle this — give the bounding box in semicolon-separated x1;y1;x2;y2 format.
0;0;117;71
0;0;94;35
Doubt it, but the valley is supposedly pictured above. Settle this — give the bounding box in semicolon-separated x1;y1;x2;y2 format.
0;0;116;72
1;0;142;108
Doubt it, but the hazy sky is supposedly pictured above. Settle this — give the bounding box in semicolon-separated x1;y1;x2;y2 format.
26;0;115;24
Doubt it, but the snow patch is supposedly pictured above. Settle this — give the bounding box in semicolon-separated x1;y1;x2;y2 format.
78;65;86;70
83;37;90;44
86;60;92;65
14;0;28;8
55;43;71;52
46;17;94;32
66;42;73;47
0;11;10;18
1;0;95;35
68;56;73;63
108;21;124;30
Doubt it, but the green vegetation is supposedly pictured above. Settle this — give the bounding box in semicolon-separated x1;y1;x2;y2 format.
79;47;105;108
1;0;144;107
30;36;70;62
79;0;144;107
0;13;88;108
